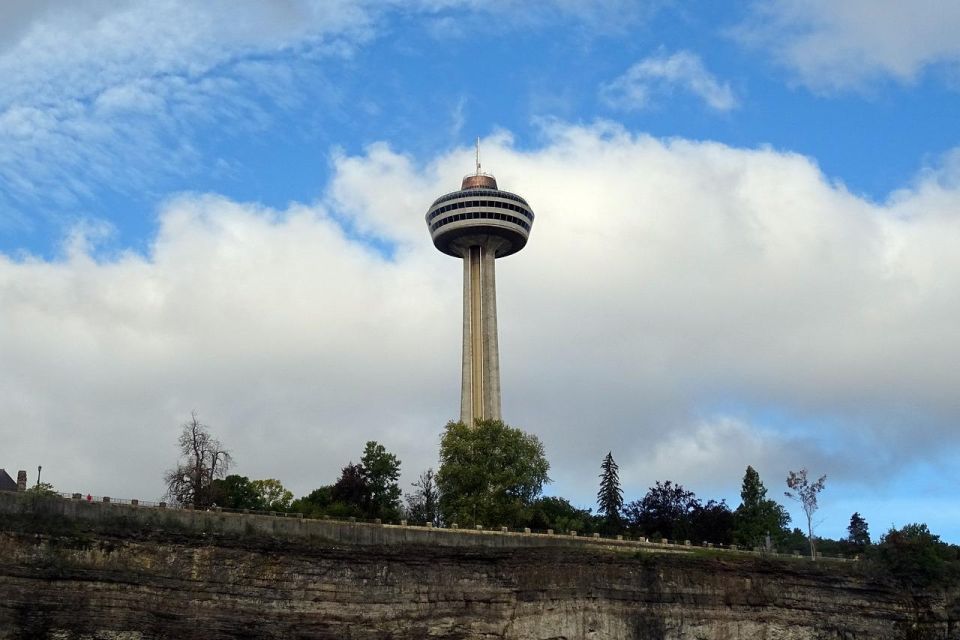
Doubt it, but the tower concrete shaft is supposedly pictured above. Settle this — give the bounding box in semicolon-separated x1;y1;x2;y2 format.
460;239;503;424
426;168;533;426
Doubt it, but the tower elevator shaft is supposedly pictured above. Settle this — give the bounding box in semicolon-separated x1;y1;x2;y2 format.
460;240;501;425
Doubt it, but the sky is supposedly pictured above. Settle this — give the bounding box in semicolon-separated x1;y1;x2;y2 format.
2;1;960;543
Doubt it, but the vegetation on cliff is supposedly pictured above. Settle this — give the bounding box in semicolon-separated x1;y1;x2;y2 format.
131;411;960;590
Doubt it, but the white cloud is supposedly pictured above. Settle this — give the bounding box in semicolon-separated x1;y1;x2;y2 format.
601;50;738;111
3;125;960;536
0;1;378;221
0;0;665;225
735;0;960;91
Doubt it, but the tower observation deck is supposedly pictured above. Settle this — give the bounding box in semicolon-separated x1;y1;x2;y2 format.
426;151;534;425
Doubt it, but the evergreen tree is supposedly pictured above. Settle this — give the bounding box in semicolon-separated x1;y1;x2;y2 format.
847;512;871;549
733;465;791;548
597;451;624;524
740;465;765;507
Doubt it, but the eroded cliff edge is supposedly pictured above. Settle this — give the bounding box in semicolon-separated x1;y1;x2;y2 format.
1;496;958;639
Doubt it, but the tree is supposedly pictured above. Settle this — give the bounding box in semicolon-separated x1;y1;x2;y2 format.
785;468;827;560
623;480;698;541
24;482;56;496
210;475;292;511
437;419;550;527
873;523;957;588
596;452;623;527
163;412;232;507
291;485;344;518
250;478;293;512
526;496;594;534
689;499;735;545
331;462;371;514
847;512;871;549
733;466;790;549
361;441;402;520
405;468;440;525
210;475;259;509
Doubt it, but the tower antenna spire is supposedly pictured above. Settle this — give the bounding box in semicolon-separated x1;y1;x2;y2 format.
475;137;481;175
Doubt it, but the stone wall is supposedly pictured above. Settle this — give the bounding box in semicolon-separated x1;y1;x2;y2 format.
0;491;845;559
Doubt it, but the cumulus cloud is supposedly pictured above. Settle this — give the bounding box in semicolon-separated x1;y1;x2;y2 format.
601;50;738;111
735;0;960;91
3;124;960;537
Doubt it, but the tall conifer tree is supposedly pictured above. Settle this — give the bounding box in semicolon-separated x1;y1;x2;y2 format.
733;465;790;548
597;452;624;522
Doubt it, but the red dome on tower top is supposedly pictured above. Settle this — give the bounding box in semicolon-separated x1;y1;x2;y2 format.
461;173;498;190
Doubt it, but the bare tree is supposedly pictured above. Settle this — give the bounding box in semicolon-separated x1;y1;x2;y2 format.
785;468;827;560
164;412;232;507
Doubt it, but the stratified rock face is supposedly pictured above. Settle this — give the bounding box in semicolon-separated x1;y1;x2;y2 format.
0;530;956;640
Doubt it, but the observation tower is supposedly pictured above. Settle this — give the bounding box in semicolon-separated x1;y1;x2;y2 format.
426;142;534;425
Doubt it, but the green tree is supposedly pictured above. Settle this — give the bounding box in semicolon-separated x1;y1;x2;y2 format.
291;484;367;519
210;475;292;512
733;466;791;549
360;441;402;520
436;419;550;527
785;468;827;560
847;512;871;549
24;482;56;496
210;474;259;509
331;463;371;514
689;499;735;545
405;468;440;525
596;452;623;527
526;496;594;534
291;485;335;517
250;478;293;512
624;480;697;541
872;523;958;588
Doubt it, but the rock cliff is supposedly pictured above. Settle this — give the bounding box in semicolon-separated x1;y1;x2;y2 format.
0;499;958;639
